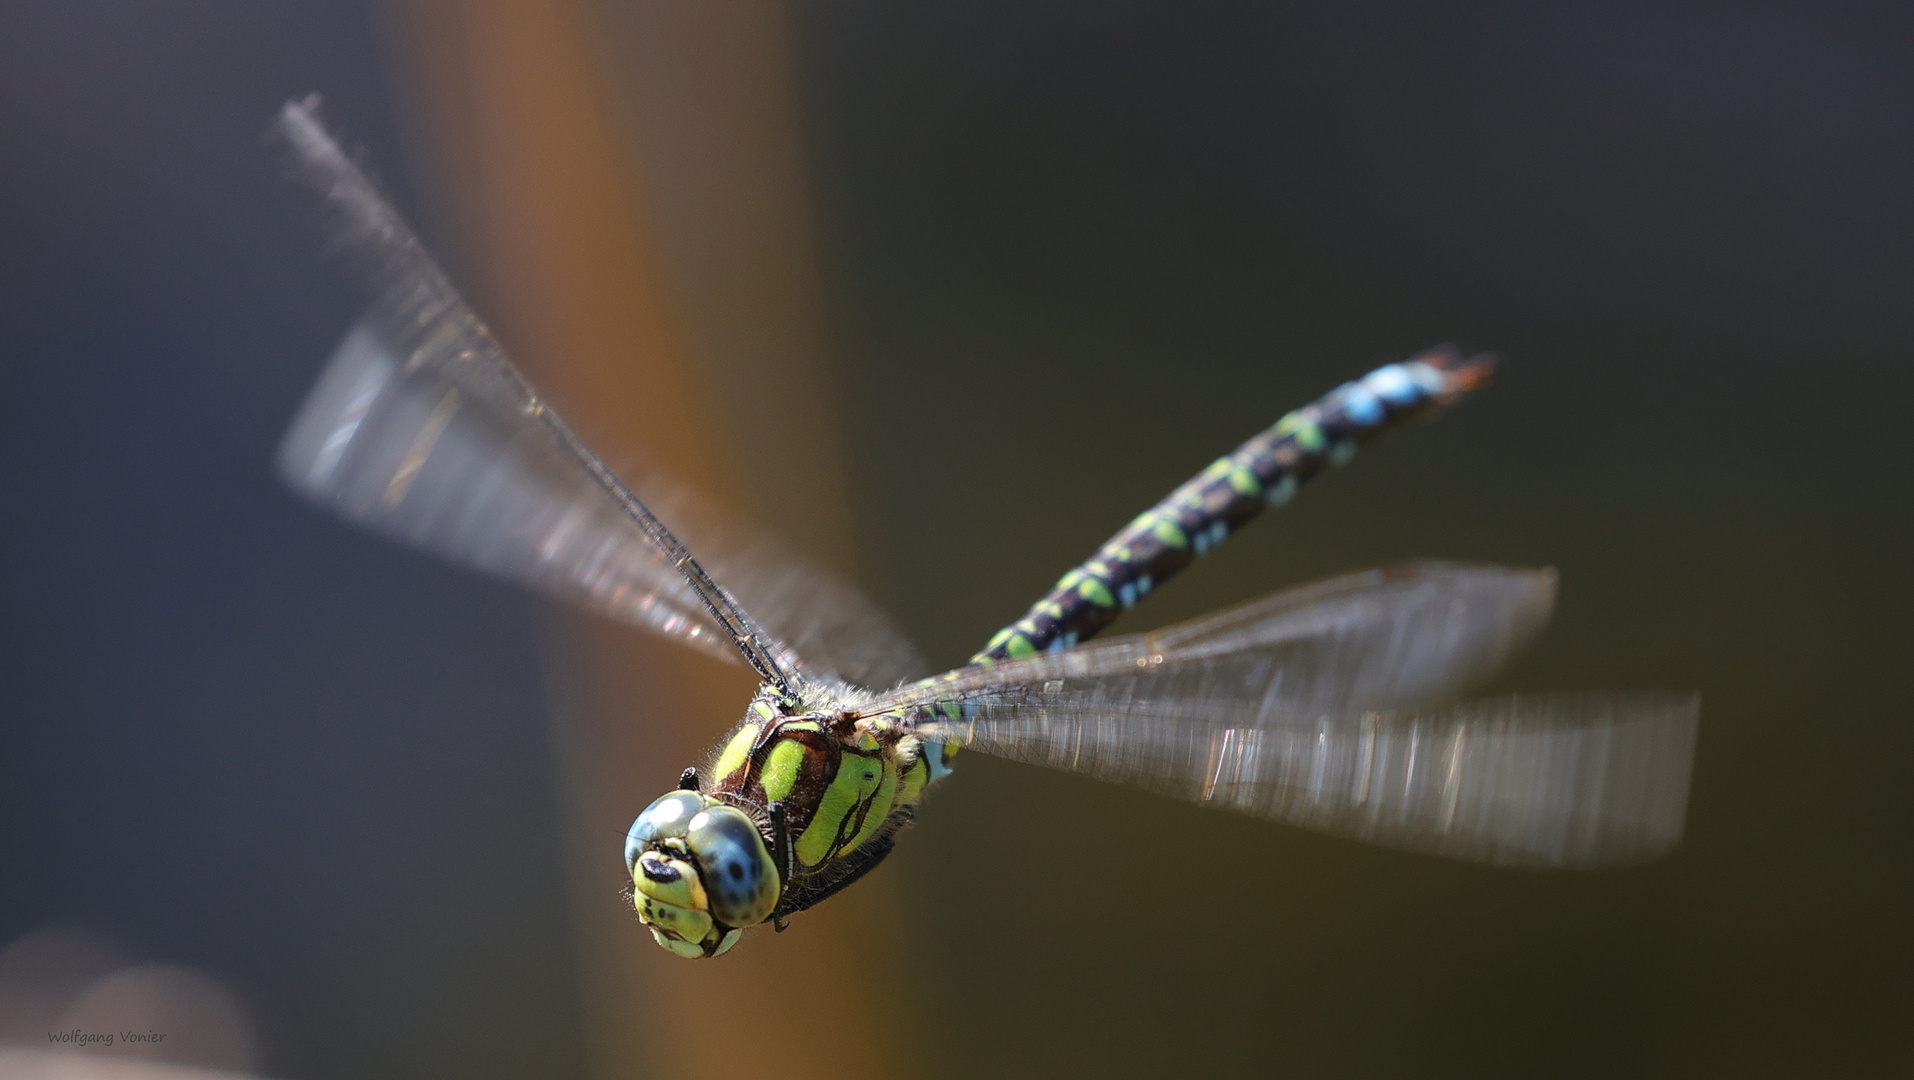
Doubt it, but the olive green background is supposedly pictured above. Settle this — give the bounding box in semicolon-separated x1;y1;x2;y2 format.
3;2;1909;1077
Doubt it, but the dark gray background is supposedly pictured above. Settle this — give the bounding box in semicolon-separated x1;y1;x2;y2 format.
4;2;1910;1077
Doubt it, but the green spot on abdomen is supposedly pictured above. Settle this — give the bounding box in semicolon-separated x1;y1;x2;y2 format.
1152;518;1188;549
1274;411;1326;452
1077;577;1116;608
1227;465;1259;496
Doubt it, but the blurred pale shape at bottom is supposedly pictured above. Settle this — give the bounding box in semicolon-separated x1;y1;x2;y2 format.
0;927;262;1079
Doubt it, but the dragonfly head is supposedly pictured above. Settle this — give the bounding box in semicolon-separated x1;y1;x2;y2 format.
624;789;780;958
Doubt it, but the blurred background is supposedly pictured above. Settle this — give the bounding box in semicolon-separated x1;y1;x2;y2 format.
2;1;1910;1077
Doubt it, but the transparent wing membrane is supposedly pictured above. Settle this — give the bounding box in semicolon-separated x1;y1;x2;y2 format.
630;481;925;689
273;100;922;691
279;323;739;665
923;692;1696;868
875;564;1557;719
870;565;1696;867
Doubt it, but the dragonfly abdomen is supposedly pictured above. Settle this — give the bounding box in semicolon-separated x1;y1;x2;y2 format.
973;347;1494;664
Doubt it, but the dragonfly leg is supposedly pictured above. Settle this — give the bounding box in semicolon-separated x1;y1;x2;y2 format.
767;800;795;932
767;801;794;886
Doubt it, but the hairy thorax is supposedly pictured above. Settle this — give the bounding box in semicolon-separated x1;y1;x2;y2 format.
702;692;957;917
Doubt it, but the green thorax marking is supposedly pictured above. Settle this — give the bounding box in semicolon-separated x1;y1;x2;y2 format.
705;698;927;883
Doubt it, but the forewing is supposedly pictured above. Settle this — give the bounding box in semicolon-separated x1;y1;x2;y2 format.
279;322;741;666
633;481;926;689
274;101;923;689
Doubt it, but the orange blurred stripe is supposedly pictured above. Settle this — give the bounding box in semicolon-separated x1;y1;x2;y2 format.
385;2;905;1078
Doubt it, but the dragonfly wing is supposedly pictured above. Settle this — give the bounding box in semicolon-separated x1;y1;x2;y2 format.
274;101;922;689
866;564;1697;866
628;481;926;689
279;322;740;665
924;690;1697;868
875;563;1557;720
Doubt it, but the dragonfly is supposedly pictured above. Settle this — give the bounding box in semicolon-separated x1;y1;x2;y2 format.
272;99;1699;960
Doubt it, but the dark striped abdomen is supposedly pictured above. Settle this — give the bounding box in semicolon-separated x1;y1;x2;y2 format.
972;347;1494;664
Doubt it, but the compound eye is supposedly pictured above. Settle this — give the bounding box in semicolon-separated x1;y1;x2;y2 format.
625;790;706;871
684;805;780;928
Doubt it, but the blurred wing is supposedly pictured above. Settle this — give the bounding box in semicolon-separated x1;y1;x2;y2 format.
865;564;1698;866
631;481;926;689
926;690;1697;868
873;563;1557;720
273;100;923;689
279;321;736;667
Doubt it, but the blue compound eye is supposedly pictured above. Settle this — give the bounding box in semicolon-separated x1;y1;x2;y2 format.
625;790;706;872
684;805;779;928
